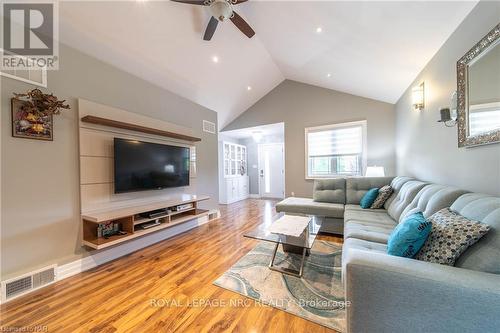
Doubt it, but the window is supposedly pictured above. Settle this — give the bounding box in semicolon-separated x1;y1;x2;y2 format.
305;120;367;178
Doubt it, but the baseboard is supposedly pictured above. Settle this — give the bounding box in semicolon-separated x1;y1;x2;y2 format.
57;209;219;281
0;211;219;305
249;194;260;199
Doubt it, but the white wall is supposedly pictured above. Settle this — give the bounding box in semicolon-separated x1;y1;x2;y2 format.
395;1;500;196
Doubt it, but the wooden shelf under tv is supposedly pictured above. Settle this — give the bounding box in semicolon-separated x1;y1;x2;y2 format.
81;196;212;250
132;207;196;225
80;115;202;142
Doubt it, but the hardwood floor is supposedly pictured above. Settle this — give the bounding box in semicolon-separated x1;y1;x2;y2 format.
0;199;343;333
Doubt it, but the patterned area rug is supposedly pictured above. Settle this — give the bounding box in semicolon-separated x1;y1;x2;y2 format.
213;240;346;332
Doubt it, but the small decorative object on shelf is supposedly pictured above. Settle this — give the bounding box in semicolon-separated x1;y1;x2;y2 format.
437;107;457;127
98;221;122;239
11;88;70;141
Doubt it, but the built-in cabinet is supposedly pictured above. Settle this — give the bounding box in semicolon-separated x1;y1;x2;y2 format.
222;176;249;204
219;141;249;204
223;142;247;177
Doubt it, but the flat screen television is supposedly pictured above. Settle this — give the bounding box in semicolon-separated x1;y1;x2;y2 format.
114;138;190;193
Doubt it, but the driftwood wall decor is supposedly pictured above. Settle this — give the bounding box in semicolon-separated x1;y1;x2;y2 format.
11;88;70;141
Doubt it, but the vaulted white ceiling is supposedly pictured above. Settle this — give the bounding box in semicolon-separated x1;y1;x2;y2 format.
59;1;477;128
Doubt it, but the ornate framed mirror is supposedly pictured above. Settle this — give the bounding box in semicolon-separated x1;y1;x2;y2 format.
457;23;500;147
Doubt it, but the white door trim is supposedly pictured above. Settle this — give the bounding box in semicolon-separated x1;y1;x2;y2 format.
257;143;285;199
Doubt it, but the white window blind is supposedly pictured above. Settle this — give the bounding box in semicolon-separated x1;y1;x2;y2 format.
305;121;366;178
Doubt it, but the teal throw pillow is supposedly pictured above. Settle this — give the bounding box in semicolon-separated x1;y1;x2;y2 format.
360;188;379;209
387;212;432;258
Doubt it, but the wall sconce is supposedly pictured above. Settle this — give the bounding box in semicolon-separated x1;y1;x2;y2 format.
412;82;425;110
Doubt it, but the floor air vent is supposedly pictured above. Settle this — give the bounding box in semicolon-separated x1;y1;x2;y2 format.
203;120;216;134
5;276;32;299
1;265;56;303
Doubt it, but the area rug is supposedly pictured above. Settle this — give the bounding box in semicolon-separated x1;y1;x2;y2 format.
213;240;346;332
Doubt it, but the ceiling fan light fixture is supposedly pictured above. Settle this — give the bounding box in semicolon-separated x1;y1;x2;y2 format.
210;0;233;21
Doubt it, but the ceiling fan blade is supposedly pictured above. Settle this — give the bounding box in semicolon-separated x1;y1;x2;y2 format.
204;16;219;41
170;0;206;5
230;11;255;38
233;0;249;3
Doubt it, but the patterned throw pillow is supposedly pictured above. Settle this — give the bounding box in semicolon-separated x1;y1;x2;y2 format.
415;208;490;266
371;185;393;209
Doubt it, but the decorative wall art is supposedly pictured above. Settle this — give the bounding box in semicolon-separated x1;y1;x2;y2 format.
11;88;70;141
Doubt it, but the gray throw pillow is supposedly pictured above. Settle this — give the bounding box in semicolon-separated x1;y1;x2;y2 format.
370;185;393;209
415;208;490;266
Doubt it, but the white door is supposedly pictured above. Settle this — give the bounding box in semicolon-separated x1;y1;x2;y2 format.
258;143;285;199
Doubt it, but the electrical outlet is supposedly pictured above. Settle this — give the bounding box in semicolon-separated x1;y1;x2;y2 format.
291;192;295;196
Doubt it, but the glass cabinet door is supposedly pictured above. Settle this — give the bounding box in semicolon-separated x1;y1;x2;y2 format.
230;145;236;160
224;143;230;159
236;146;241;160
237;161;241;175
224;143;248;177
231;161;236;175
241;146;246;175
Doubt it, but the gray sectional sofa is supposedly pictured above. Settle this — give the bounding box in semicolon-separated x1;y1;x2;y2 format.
276;176;500;333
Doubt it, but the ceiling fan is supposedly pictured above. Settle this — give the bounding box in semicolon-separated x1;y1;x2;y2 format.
171;0;255;41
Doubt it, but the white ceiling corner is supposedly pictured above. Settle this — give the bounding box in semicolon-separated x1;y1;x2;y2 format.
58;1;477;128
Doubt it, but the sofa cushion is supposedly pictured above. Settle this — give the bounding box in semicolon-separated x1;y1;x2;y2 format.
387;212;432;258
386;180;428;222
346;177;394;204
346;219;396;230
343;237;388;255
342;238;388;279
344;223;393;244
360;188;379;208
383;176;414;209
313;178;346;204
399;184;469;223
451;194;500;274
275;197;344;218
344;205;396;226
415;208;490;266
345;204;382;212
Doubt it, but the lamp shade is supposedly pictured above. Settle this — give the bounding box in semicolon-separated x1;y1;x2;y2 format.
365;166;385;177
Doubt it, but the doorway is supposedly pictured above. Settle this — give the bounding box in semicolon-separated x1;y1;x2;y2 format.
258;143;285;199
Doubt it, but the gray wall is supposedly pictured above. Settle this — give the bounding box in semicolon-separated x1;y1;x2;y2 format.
395;1;500;196
224;80;396;197
1;43;218;278
240;133;284;195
